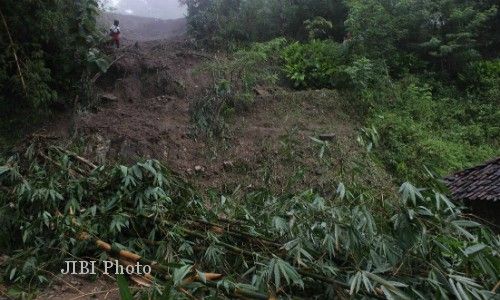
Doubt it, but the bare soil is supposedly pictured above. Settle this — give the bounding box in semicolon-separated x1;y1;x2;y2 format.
34;276;119;300
38;34;393;195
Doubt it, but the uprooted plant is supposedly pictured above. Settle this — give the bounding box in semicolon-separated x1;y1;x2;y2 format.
0;142;499;299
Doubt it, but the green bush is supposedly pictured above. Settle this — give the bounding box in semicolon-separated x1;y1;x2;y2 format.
369;80;499;181
304;16;333;40
343;57;390;92
460;59;500;101
282;40;348;88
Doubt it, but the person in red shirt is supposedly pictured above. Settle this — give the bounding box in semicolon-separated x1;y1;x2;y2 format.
110;20;121;48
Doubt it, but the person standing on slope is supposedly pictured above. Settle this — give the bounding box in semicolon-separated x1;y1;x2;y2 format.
110;19;121;48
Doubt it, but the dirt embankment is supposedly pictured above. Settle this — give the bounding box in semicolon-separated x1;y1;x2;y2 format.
75;38;208;171
68;36;392;194
21;8;395;197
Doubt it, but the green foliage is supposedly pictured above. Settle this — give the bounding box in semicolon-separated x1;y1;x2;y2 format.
0;0;106;113
1;145;499;298
344;0;404;62
181;0;347;46
368;79;499;181
282;40;348;88
460;59;500;100
345;0;498;75
304;17;333;40
281;41;390;91
117;274;134;300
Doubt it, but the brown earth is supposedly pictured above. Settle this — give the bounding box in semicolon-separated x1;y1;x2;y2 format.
37;34;393;195
34;275;119;300
69;37;389;197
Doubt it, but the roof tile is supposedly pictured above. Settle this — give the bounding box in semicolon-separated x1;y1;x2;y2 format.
444;157;500;202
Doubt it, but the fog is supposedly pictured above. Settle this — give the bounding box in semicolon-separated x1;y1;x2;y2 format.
106;0;186;20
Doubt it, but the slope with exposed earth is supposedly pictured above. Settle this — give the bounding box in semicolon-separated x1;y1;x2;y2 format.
67;34;394;195
7;15;396;300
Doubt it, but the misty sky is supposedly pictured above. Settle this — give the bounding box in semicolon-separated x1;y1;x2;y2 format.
107;0;186;20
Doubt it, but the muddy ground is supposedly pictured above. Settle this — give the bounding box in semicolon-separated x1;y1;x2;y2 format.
64;36;393;195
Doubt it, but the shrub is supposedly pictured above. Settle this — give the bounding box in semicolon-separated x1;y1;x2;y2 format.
460;59;500;101
282;40;348;88
369;80;499;181
343;57;390;92
304;17;333;40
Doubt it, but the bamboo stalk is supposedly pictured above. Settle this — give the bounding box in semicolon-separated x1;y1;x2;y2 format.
37;150;81;178
492;280;500;293
0;8;27;97
76;232;269;299
164;220;261;258
164;221;386;299
51;146;98;170
118;259;154;286
80;233;170;274
191;219;283;248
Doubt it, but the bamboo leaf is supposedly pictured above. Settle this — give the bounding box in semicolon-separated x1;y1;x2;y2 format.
116;274;133;300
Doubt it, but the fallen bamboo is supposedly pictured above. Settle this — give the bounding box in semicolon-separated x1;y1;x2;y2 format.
51;146;98;170
164;220;261;258
118;258;154;286
190;219;283;248
37;150;81;178
78;232;170;275
31;146;380;299
162;220;386;299
77;232;269;299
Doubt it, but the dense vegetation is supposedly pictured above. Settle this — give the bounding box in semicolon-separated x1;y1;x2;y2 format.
0;0;499;299
1;143;498;299
185;0;500;182
0;0;107;146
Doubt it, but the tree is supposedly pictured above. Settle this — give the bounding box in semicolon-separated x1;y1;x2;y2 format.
0;0;104;114
345;0;498;76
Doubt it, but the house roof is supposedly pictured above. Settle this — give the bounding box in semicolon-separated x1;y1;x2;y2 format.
445;157;500;202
